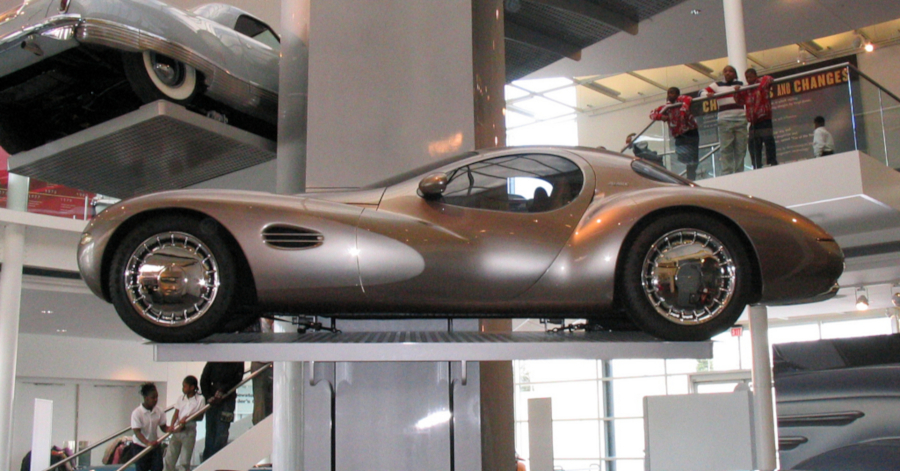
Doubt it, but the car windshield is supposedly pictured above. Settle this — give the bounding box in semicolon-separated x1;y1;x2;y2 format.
631;159;693;186
363;151;479;189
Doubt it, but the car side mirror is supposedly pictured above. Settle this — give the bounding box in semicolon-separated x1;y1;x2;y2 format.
418;173;448;199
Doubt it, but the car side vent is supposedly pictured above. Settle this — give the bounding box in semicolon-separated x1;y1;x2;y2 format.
262;225;324;249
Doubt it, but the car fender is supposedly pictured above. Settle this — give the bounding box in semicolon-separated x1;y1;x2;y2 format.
520;185;842;311
79;190;365;307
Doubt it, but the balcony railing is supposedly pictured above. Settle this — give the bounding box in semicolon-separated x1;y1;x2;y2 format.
626;62;900;181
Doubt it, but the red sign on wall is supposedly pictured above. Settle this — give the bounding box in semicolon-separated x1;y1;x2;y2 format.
0;148;96;219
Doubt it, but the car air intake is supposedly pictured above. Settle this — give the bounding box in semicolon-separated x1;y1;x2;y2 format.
262;225;324;249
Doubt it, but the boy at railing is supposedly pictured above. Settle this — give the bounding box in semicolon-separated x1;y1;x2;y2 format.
735;68;778;169
704;65;747;175
650;87;700;180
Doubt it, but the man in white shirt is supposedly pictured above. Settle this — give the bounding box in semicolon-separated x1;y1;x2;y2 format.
164;376;206;471
813;115;835;157
130;383;168;471
705;65;748;175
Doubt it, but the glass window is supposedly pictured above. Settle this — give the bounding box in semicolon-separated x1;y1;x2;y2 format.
234;15;280;49
821;317;891;339
553;420;602;458
442;154;584;213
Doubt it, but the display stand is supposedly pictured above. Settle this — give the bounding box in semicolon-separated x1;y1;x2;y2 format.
154;322;711;471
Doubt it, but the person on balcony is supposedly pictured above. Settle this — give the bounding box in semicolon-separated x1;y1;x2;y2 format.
650;87;700;180
813;116;835;157
735;68;778;169
704;65;747;175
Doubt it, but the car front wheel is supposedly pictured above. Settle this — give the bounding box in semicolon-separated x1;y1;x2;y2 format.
123;51;200;104
109;216;236;342
621;213;752;341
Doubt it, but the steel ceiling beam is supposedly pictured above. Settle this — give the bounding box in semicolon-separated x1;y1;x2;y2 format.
627;71;668;91
505;21;583;60
529;0;638;35
685;62;718;80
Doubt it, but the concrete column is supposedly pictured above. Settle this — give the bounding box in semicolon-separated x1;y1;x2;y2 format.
273;362;305;471
277;0;310;196
0;173;28;471
722;0;748;77
748;305;778;471
472;1;513;469
274;1;310;469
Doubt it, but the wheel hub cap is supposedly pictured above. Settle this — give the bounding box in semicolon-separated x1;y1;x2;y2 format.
150;53;184;87
124;232;219;326
642;229;737;325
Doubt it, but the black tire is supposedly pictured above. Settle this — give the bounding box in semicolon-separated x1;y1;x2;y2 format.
122;51;201;104
109;216;237;342
621;213;753;341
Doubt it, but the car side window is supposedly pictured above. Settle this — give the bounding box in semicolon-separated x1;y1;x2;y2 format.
235;15;280;49
442;154;584;213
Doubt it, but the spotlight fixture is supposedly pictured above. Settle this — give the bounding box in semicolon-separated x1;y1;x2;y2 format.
852;34;863;49
797;47;812;64
856;287;869;311
864;42;875;53
891;285;900;308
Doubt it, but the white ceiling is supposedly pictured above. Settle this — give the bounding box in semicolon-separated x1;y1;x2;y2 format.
528;0;900;79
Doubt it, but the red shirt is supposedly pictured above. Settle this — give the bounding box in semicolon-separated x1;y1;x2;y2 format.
735;75;774;124
650;95;698;137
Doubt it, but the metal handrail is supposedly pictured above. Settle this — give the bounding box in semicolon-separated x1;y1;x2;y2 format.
115;363;273;471
624;62;856;152
40;363;272;471
37;405;174;471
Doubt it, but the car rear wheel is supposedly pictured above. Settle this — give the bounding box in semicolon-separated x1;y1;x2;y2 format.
621;213;752;341
109;216;236;342
123;51;200;104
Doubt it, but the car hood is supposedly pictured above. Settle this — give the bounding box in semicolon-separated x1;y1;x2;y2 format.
299;187;387;207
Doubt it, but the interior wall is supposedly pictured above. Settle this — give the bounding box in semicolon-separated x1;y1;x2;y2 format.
305;0;475;188
16;334;169;383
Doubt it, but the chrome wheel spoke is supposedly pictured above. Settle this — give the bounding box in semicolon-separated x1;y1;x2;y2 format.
123;231;219;328
641;228;737;325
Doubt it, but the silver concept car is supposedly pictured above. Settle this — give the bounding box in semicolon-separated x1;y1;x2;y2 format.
77;147;844;342
0;0;279;153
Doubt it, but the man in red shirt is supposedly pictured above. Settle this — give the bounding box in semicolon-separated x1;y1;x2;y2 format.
650;87;700;180
735;68;778;168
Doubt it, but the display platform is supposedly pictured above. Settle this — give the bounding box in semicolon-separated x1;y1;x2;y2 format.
153;330;712;362
8;100;276;199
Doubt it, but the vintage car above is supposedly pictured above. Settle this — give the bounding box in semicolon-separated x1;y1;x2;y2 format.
77;146;844;342
0;0;280;154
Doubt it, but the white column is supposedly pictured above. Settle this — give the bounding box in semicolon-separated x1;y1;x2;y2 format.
748;305;777;471
277;0;310;196
722;0;748;77
274;1;310;469
272;362;305;471
0;172;28;471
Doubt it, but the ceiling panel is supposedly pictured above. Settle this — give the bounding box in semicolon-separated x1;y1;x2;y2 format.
594;74;661;101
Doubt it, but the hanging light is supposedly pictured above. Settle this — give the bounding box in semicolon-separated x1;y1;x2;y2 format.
856;287;870;311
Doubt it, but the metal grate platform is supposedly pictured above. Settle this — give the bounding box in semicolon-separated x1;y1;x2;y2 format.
154;331;712;362
9;100;276;199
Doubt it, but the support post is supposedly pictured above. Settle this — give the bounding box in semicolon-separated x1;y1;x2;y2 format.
722;0;748;77
275;0;310;469
748;305;777;471
0;172;28;470
273;362;306;471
